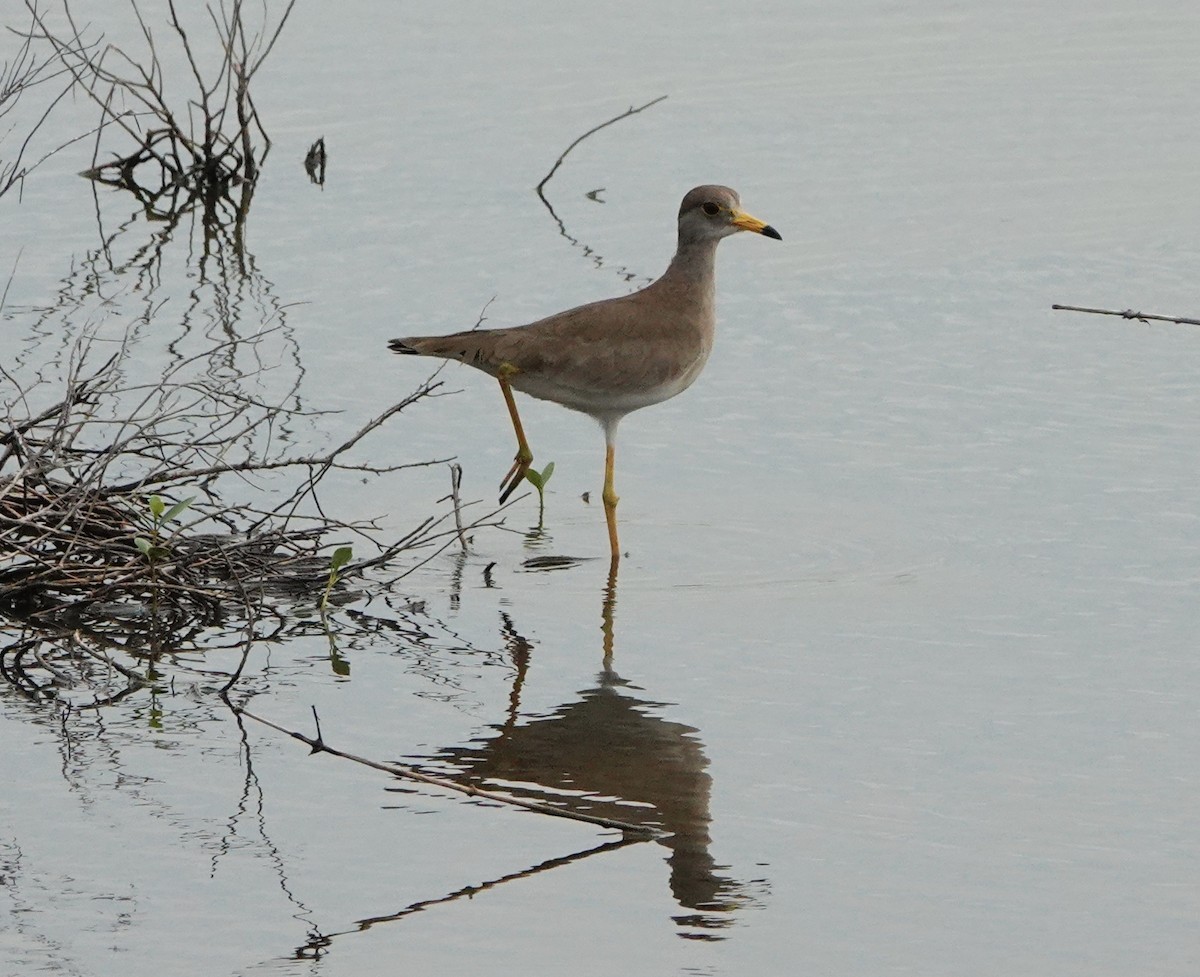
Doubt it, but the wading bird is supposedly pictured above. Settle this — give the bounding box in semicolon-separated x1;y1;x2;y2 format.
389;185;780;563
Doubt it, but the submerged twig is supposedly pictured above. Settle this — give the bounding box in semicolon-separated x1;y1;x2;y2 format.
1051;304;1200;327
1;1;83;199
21;0;297;231
535;94;667;197
235;705;661;836
0;310;507;701
302;836;641;952
445;463;468;552
533;96;667;283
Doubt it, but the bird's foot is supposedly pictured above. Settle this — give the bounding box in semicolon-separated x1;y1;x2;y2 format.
498;448;534;503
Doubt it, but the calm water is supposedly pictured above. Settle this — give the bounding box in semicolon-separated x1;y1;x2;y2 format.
3;1;1199;975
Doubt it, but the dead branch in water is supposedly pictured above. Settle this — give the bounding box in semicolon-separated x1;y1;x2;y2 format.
0;316;507;700
21;0;296;213
534;95;667;283
444;462;469;551
234;704;661;836
535;94;667;197
1051;304;1200;327
0;2;84;198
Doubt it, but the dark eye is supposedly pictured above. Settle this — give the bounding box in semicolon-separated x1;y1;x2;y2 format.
701;202;720;216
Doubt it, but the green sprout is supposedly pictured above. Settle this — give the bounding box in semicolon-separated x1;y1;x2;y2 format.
524;461;555;527
134;494;194;563
320;544;353;613
320;545;353;676
132;494;194;674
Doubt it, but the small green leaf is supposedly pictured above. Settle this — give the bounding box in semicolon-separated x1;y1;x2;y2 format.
162;496;195;523
148;495;165;518
525;462;554;491
330;545;353;572
134;536;153;556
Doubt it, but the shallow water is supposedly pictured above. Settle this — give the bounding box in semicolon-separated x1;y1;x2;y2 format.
3;1;1200;975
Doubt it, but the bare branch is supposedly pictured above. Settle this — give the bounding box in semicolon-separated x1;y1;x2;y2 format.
0;313;489;671
535;95;667;197
23;0;297;209
1051;304;1200;327
0;1;85;197
235;705;661;836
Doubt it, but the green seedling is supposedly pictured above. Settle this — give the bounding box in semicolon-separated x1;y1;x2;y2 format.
132;494;193;650
134;494;194;563
320;545;353;675
320;544;353;612
524;461;555;526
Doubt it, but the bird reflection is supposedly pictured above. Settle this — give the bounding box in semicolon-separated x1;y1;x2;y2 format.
423;561;758;937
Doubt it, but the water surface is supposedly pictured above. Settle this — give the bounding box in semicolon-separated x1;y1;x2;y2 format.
3;2;1199;975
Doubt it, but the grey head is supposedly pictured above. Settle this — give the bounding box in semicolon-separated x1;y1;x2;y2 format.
676;185;783;246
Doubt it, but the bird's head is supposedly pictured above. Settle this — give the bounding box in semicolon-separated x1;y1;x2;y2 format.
677;185;782;244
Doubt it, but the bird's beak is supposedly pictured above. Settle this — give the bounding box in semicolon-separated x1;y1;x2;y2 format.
730;209;782;240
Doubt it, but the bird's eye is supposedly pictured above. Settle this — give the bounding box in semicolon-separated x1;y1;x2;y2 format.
701;202;720;216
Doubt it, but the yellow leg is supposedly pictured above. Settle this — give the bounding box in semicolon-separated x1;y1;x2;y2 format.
603;441;620;562
497;370;533;503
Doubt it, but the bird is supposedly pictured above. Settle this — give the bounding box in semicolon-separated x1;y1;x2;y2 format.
389;184;781;563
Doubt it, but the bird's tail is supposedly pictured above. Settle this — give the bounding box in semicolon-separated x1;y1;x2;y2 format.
387;338;421;355
388;331;493;366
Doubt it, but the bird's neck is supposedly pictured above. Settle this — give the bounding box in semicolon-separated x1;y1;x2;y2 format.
662;237;719;290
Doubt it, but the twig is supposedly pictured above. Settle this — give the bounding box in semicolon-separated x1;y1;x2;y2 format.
350;837;640;930
1;1;84;198
535;95;667;197
446;463;467;551
235;705;660;836
0;312;478;682
1051;304;1200;327
24;0;296;210
533;98;665;284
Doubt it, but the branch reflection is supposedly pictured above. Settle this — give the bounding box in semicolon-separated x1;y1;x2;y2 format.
535;189;654;287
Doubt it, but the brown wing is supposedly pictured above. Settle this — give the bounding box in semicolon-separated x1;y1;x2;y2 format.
392;282;709;399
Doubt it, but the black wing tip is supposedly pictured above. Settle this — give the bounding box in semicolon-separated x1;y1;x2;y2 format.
388;338;419;355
